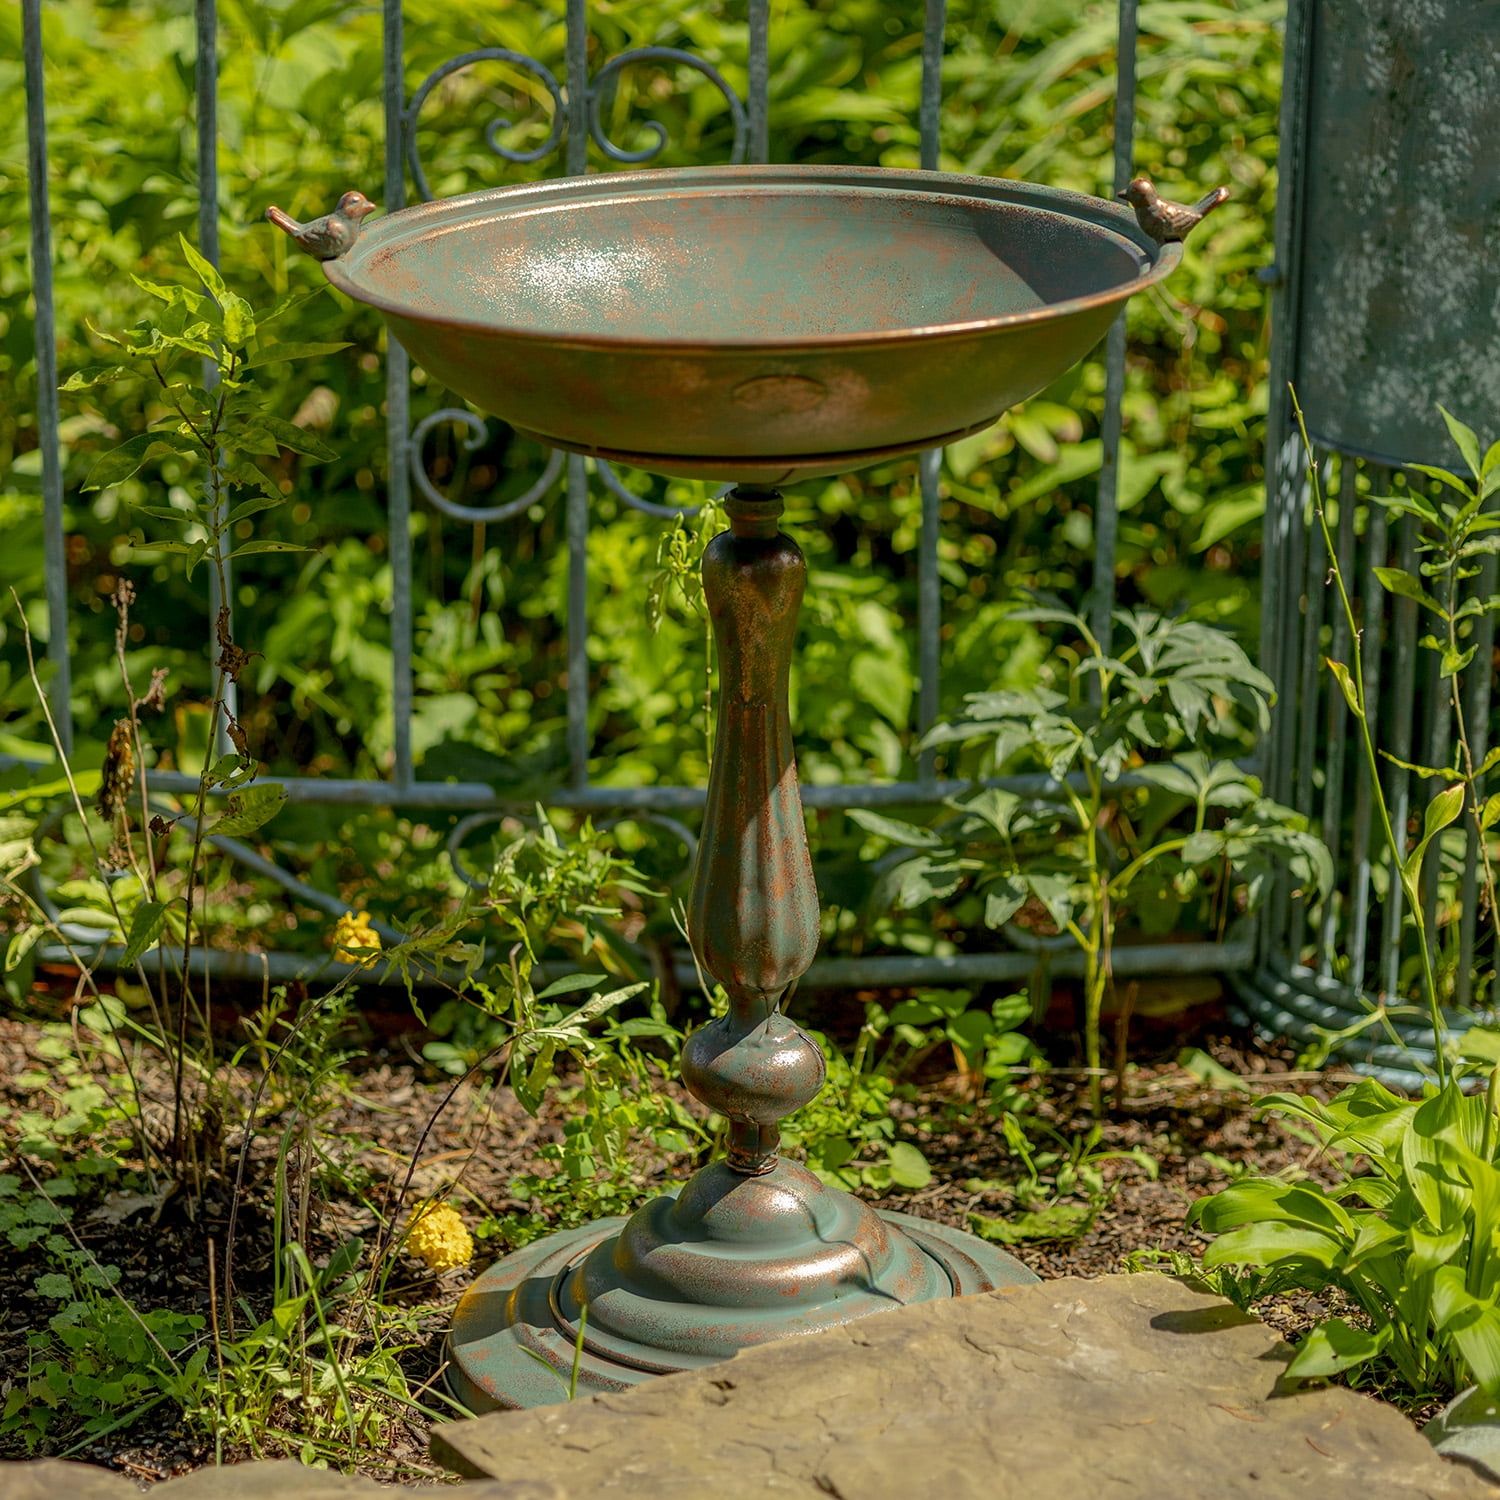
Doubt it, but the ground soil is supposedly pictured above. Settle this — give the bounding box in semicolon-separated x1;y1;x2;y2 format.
0;979;1365;1485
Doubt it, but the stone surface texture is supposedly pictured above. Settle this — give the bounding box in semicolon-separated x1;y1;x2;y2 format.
1428;1387;1500;1485
1;1276;1489;1498
434;1274;1491;1499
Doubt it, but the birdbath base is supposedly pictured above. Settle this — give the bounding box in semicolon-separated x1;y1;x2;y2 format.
447;1161;1034;1411
446;485;1035;1413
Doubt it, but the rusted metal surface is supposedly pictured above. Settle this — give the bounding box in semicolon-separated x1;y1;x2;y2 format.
324;164;1180;483
1289;0;1499;466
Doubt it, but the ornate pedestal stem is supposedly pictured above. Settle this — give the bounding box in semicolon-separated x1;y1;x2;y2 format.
682;488;823;1175
446;487;1035;1413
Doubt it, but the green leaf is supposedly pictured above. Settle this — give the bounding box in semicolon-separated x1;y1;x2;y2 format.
121;901;170;964
241;340;352;370
84;431;197;490
220;292;255;348
1433;1264;1500;1393
211;785;287;839
61;364;134;392
1439;405;1483;480
1402;783;1466;887
535;973;607;1001
1284;1319;1389;1379
227;541;313;560
1325;659;1361;715
1200;1221;1342;1270
848;808;945;850
968;1202;1094;1243
33;1273;73;1300
886;1142;932;1189
4;925;45;974
178;234;228;303
1373;567;1442;616
253;414;339;462
982;875;1026;929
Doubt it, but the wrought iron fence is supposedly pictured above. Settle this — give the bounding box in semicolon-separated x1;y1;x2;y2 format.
24;0;1263;995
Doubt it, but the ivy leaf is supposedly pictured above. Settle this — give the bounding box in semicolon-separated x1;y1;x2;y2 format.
121;901;171;964
33;1273;74;1300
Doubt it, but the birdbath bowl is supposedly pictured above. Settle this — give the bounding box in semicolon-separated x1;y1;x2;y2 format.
319;164;1186;1410
326;164;1180;484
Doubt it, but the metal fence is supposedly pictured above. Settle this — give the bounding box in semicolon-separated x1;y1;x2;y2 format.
26;0;1254;994
38;0;1500;1056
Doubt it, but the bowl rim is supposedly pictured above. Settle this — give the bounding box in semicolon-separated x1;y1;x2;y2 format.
323;162;1183;353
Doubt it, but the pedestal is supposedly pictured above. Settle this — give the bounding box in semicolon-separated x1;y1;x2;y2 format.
448;487;1034;1411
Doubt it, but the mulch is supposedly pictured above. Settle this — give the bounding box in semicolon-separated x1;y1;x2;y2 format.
0;982;1358;1485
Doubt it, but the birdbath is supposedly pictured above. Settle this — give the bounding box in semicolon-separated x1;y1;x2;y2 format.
304;163;1194;1409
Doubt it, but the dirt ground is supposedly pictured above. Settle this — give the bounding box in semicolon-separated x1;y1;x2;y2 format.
0;983;1356;1484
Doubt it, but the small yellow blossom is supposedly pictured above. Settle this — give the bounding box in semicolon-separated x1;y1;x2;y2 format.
331;909;381;965
405;1201;473;1273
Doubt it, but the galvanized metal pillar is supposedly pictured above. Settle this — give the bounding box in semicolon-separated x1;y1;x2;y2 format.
1246;0;1500;1083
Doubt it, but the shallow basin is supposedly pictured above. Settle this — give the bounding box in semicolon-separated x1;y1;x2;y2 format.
326;164;1179;483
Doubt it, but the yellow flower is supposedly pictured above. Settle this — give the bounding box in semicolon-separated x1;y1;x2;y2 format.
405;1201;473;1273
331;909;381;965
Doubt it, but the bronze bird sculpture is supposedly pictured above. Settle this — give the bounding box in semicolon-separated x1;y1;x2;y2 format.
264;190;376;261
1116;177;1229;244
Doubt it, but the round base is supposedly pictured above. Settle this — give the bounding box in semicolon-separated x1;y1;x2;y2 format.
447;1160;1035;1412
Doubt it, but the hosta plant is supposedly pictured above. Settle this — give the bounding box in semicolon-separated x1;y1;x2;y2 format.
1190;1055;1500;1400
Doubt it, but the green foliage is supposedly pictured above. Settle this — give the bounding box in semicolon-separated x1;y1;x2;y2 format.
1189;1054;1500;1403
3;0;1282;952
857;602;1329;1111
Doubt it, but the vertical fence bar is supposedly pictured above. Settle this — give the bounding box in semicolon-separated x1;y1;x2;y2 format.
1346;487;1387;990
564;0;592;790
1315;467;1356;975
1287;453;1328;964
1418;579;1452;947
195;0;237;751
1454;549;1497;1009
21;0;72;755
383;0;414;786
747;0;770;165
1088;0;1138;654
915;0;946;783
1380;515;1419;998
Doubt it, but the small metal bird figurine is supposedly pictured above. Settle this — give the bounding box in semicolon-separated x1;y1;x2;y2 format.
264;190;376;261
1116;177;1229;244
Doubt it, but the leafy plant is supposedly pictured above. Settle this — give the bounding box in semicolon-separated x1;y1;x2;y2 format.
1186;400;1500;1409
855;603;1330;1111
1189;1054;1500;1401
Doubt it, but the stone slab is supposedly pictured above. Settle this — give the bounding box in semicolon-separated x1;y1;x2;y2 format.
433;1273;1492;1499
